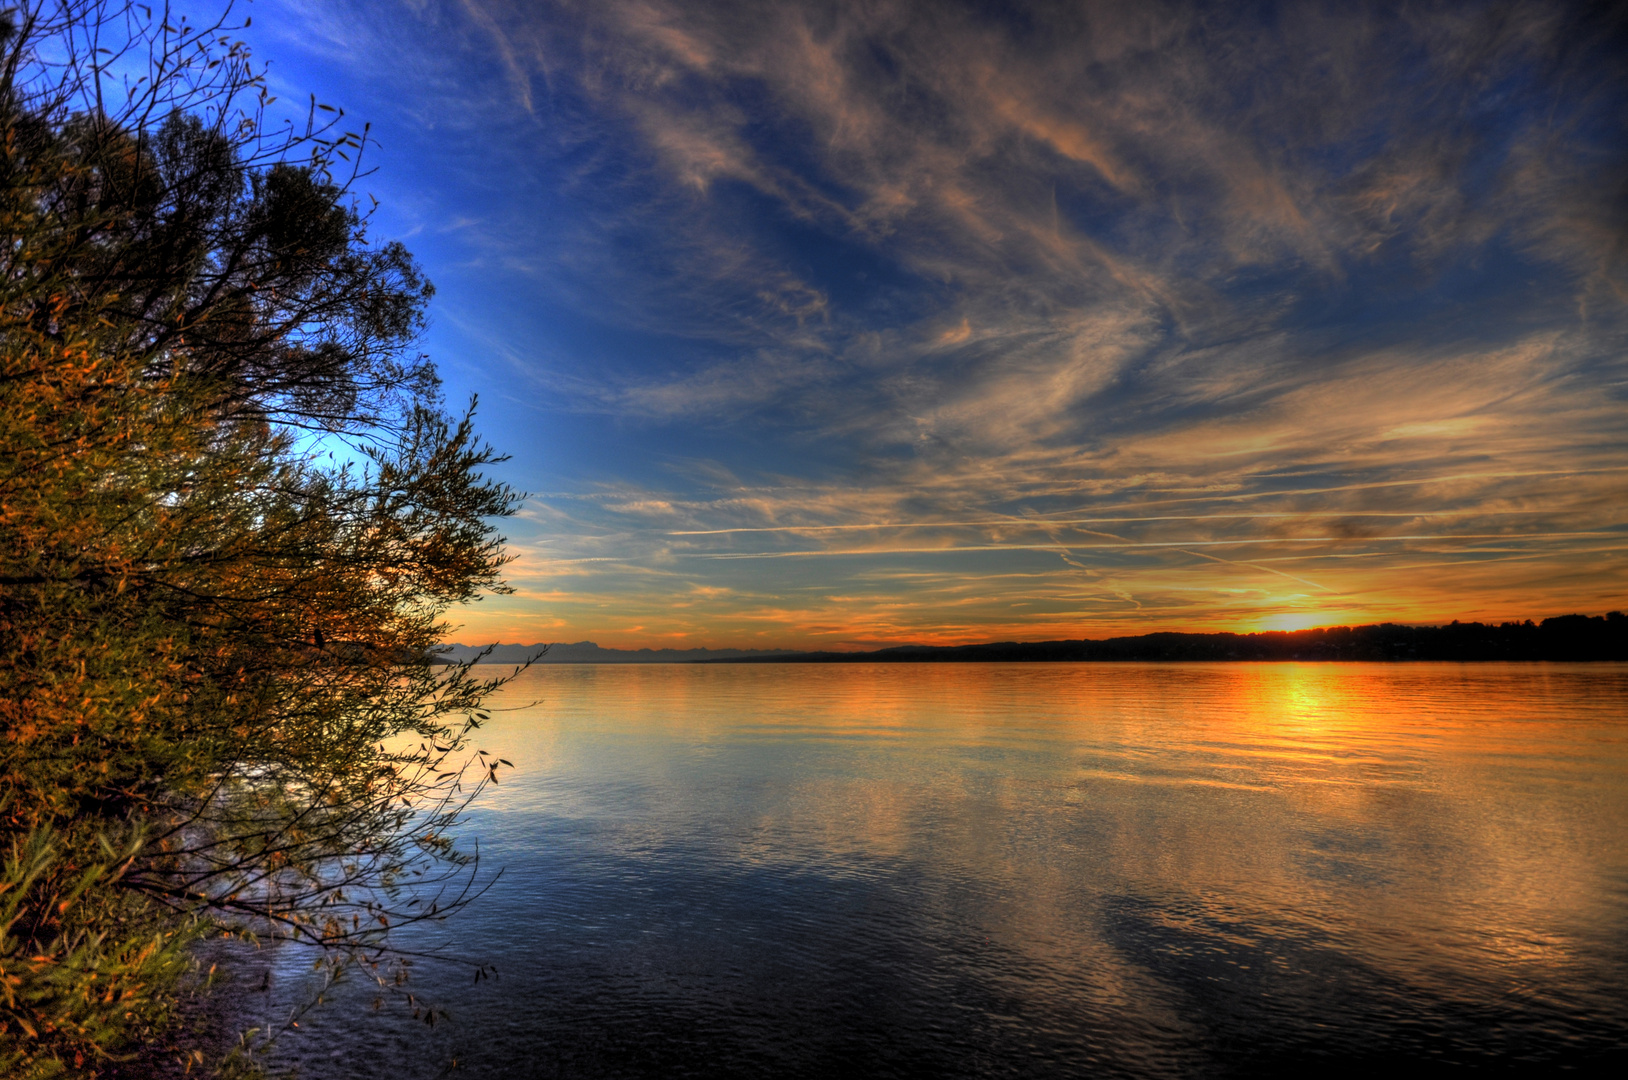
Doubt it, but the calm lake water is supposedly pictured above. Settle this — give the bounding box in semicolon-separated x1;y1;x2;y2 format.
241;663;1628;1077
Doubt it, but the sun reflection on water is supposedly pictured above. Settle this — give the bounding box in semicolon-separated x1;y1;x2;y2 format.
252;662;1628;1077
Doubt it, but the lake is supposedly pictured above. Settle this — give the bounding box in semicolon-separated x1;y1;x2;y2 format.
238;662;1628;1077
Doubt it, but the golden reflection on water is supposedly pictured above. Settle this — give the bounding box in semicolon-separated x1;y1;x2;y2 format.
280;659;1618;1080
471;662;1627;1000
249;663;1628;1076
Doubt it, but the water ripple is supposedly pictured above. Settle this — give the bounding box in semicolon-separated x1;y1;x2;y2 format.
234;663;1628;1077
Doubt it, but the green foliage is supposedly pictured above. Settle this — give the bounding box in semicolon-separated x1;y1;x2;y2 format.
0;3;522;1074
0;829;201;1078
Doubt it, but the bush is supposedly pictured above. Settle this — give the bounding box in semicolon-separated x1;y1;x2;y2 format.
0;3;518;1072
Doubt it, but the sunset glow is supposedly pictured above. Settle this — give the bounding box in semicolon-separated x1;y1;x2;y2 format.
1252;611;1346;634
246;1;1627;649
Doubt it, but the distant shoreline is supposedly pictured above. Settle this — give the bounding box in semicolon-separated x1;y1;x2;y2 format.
445;613;1627;664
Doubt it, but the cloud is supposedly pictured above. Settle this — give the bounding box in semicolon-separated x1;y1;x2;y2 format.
457;0;536;113
256;0;1628;645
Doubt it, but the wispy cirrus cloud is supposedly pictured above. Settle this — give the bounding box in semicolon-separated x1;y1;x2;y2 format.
249;0;1626;646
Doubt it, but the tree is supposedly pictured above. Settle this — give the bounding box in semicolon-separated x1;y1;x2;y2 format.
0;3;520;1074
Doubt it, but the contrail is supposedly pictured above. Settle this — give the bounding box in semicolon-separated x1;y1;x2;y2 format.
667;506;1580;537
685;531;1618;558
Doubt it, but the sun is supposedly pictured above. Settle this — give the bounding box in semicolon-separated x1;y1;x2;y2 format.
1254;611;1337;632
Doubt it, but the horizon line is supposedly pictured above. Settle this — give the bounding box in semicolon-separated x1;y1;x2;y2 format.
442;610;1625;653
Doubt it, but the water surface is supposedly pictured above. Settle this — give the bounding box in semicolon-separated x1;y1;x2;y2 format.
245;663;1628;1076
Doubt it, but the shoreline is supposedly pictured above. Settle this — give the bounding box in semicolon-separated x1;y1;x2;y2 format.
449;613;1628;665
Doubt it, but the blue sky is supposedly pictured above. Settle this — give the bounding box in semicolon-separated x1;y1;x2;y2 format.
242;0;1627;648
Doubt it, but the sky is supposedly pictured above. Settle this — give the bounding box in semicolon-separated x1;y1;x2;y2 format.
239;0;1628;649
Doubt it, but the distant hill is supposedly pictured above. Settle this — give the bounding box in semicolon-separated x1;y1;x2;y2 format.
435;641;800;665
443;614;1627;665
698;613;1628;663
